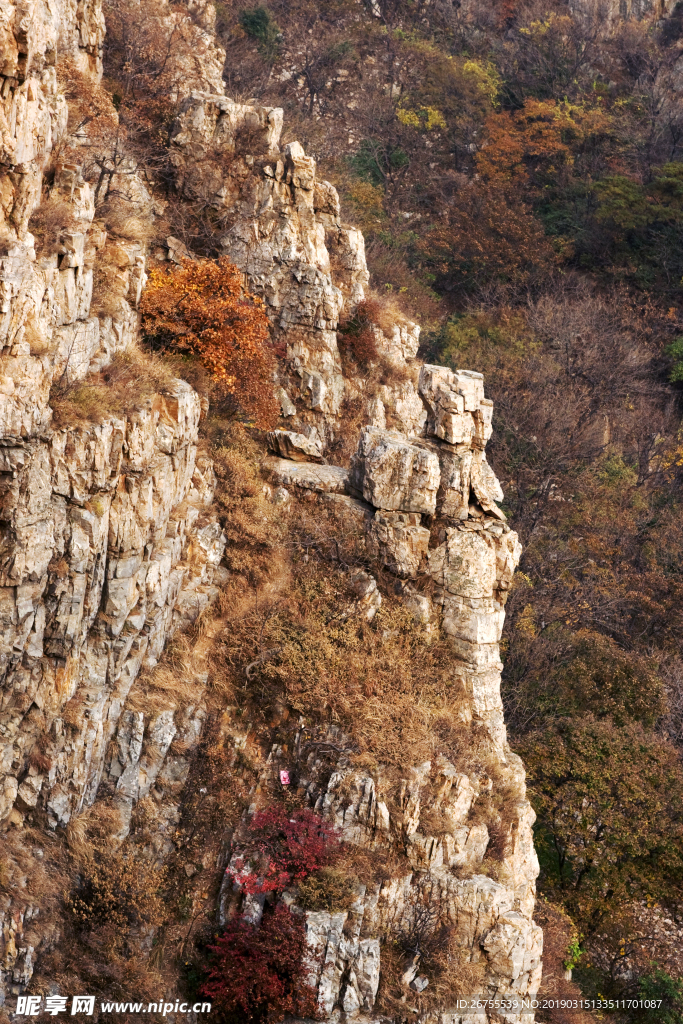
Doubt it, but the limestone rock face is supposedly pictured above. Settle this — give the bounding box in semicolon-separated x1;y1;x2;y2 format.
251;353;540;1021
366;511;430;578
263;456;348;494
0;0;226;871
344;570;382;624
0;385;225;833
0;1;543;1015
169;95;379;439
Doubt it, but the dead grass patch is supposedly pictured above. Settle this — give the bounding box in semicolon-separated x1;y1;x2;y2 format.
327;391;365;467
50;346;179;427
29;194;75;257
215;557;471;778
66;852;166;931
337;843;411;888
376;926;487;1016
99;199;155;244
127;631;210;715
66;803;124;863
296;866;357;912
422;928;487;1003
208;421;290;587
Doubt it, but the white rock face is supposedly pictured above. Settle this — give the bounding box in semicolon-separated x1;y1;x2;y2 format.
0;0;543;1014
0;385;226;831
0;0;226;839
366;511;430;578
264;456;349;494
266;355;541;1021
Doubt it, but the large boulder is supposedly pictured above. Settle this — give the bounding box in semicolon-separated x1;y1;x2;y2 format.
264;456;348;493
267;429;324;462
349;426;440;514
419;364;484;445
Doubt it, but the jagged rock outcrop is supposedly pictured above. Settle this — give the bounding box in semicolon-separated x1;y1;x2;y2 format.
0;0;229;1000
252;361;541;1019
168;93;433;447
0;8;226;827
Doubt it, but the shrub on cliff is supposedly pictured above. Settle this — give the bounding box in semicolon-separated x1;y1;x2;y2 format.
140;257;278;427
66;851;166;931
338;298;380;367
295;866;356;912
200;903;318;1023
239;6;281;60
230;806;340;894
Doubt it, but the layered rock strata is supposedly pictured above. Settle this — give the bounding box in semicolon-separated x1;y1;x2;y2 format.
160;80;544;1024
169;94;429;443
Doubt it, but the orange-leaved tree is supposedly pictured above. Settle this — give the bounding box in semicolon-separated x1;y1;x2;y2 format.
140;257;278;427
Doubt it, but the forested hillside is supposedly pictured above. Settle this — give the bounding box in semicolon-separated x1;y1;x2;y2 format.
126;0;683;1011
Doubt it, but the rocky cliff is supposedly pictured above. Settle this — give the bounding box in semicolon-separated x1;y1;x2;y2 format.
0;0;543;1019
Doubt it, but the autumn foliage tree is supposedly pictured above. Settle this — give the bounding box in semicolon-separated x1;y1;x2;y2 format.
140;257;278;427
199;808;337;1021
519;717;683;927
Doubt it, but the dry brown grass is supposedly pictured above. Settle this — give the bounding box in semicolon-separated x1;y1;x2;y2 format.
126;631;211;715
50;345;179;427
66;852;166;930
66;803;124;863
337;842;412;887
99;199;155;244
214;555;472;777
326;390;366;467
209;420;290;587
296;866;357;912
375;939;412;1017
377;926;487;1016
29;194;76;257
424;928;487;1003
361;288;414;339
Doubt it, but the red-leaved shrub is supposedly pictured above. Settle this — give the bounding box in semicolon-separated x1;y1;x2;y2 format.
338;299;380;366
230;806;339;895
201;903;319;1023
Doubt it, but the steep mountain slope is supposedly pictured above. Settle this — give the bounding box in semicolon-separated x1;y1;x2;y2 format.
0;1;548;1021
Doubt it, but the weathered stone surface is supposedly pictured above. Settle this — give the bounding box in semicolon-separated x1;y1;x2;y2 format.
0;1;544;1009
267;429;324;462
377;378;427;438
374;318;420;363
344;570;382;624
169;98;376;441
304;908;381;1016
349;426;440;514
264;456;348;494
366;510;429;578
420;364;479;445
